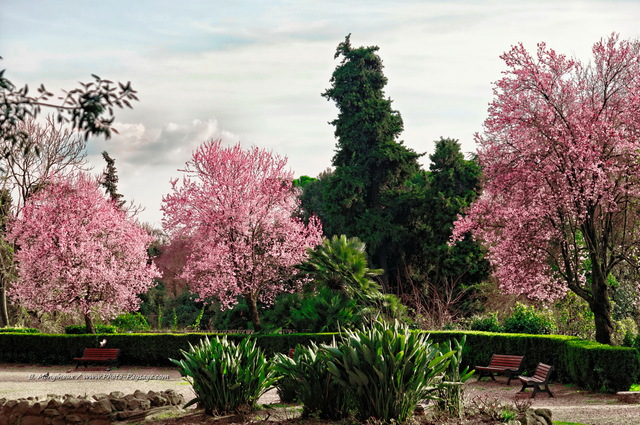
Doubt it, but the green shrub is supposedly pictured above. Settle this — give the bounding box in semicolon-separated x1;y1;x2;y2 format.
435;335;474;418
170;335;277;415
503;302;556;335
65;324;116;334
323;321;451;423
111;312;150;333
273;342;351;419
0;327;40;333
468;313;503;332
274;375;298;403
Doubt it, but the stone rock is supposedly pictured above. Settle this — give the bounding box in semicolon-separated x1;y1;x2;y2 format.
14;400;33;416
109;392;125;399
44;399;61;409
137;398;151;410
64;414;84;423
92;394;109;401
617;391;640;403
62;397;79;409
21;416;45;425
149;394;168;407
115;409;144;420
517;408;553;425
126;398;140;410
534;408;552;425
42;409;60;417
88;419;112;425
110;398;127;411
25;402;43;416
164;390;184;405
88;399;113;415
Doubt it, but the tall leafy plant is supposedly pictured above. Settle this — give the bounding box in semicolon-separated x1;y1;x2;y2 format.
323;320;451;422
273;342;351;419
171;336;276;415
435;335;474;418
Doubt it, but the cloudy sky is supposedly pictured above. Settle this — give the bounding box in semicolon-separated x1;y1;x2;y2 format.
1;0;639;226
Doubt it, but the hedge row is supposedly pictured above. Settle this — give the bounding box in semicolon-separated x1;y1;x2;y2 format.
0;330;637;392
425;330;640;392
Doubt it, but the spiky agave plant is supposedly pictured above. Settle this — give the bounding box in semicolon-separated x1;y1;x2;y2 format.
323;320;453;423
273;341;351;419
171;336;277;415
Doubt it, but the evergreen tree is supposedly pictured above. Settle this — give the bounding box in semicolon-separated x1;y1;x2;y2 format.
100;151;124;208
424;138;488;286
321;34;421;288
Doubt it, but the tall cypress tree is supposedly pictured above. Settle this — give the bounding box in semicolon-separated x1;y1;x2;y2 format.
100;151;125;208
423;138;488;290
322;35;421;288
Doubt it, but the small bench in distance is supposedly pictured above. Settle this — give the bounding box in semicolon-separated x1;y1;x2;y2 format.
73;348;120;370
475;354;524;385
518;362;554;398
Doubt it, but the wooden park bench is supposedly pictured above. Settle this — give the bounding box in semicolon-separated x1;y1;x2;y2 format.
475;354;524;385
73;348;120;370
518;362;554;398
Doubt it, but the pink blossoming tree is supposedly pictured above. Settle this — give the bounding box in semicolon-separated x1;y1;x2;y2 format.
452;34;640;344
8;173;160;333
162;140;323;331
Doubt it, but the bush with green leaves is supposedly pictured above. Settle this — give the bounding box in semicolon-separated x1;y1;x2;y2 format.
111;312;150;333
0;327;40;333
323;320;451;423
273;342;351;419
503;302;556;335
467;312;503;332
170;336;277;415
435;335;474;418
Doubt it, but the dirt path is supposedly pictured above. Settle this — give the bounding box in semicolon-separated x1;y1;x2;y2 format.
1;364;639;424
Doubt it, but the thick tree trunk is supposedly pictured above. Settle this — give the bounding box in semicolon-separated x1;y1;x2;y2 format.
85;314;96;334
244;293;262;332
589;271;614;345
0;284;9;327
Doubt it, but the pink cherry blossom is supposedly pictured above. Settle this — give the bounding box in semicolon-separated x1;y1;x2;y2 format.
8;173;160;331
452;34;640;344
161;140;323;330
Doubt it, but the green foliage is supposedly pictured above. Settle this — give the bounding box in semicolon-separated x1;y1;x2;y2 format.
553;291;595;340
564;339;640;392
409;138;489;297
0;327;39;333
321;35;421;287
467;313;503;332
274;374;298;403
273;342;351;419
502;302;556;335
435;335;474;418
65;324;116;334
299;235;383;298
170;336;277;415
111;312;150;333
264;287;362;332
323;321;451;422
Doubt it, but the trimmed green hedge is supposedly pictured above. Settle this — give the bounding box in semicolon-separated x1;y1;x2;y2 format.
424;330;640;392
0;330;637;392
0;332;336;366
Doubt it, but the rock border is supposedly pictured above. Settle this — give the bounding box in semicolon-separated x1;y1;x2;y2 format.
0;389;184;425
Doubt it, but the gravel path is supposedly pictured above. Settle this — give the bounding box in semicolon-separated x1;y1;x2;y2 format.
1;364;639;424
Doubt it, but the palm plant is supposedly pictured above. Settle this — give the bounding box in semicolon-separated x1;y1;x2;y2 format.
298;234;383;300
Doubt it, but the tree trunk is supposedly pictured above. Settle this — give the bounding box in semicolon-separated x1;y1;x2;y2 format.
589;271;614;345
244;293;262;332
0;284;9;327
85;314;96;334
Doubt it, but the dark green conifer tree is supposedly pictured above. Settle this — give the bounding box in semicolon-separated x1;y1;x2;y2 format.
321;35;421;288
